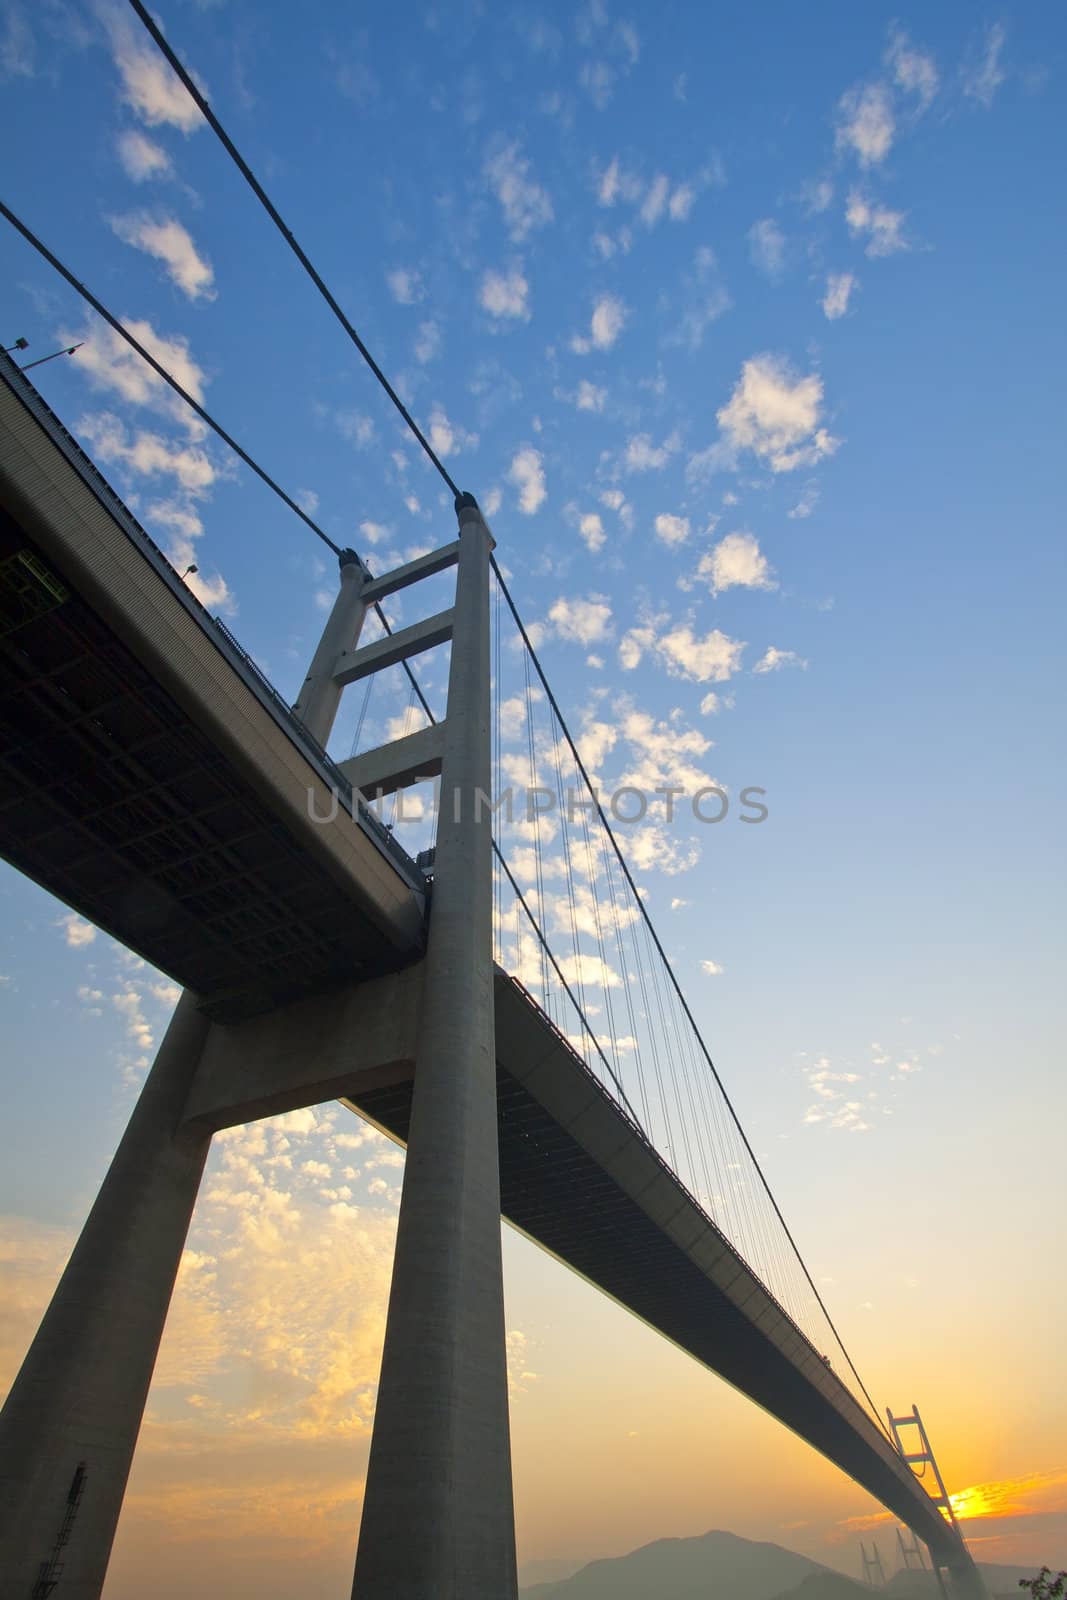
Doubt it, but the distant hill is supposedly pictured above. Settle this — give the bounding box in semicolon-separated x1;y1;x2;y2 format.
520;1528;1045;1600
771;1567;874;1600
520;1527;838;1600
887;1564;1042;1598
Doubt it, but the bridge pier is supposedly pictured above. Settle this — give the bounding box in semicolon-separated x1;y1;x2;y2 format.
0;991;212;1599
351;497;518;1598
949;1560;992;1600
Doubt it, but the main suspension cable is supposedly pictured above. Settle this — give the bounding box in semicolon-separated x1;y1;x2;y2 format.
491;552;889;1436
125;0;460;499
3;150;885;1430
0;199;342;556
0;199;441;725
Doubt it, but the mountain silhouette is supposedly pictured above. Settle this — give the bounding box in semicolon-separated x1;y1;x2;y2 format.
520;1528;843;1600
520;1528;1041;1600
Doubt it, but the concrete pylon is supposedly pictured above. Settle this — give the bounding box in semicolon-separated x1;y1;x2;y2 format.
351;495;517;1598
948;1562;992;1600
291;546;369;746
0;991;212;1598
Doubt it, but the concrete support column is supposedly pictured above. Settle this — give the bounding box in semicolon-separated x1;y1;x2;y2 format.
352;495;517;1599
292;548;369;747
949;1560;991;1600
0;991;213;1599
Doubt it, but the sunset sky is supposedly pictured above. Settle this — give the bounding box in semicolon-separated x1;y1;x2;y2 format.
1;0;1065;1594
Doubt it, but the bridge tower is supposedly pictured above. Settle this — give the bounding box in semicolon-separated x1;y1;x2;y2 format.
898;1525;928;1571
862;1540;888;1587
0;491;517;1598
888;1405;986;1600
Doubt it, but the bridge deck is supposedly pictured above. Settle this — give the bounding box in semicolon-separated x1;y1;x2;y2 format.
346;970;963;1566
1;351;963;1567
0;351;425;1022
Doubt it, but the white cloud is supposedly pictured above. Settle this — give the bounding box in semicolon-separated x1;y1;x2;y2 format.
113;986;155;1052
624;824;700;877
592;228;631;261
963;23;1006;109
699;692;720;715
802;178;834;215
801;1058;869;1130
617;20;640;66
753;646;807;674
615;707;718;800
547;595;612;645
748;218;786;278
386;267;422;305
654;513;689;547
597;157;630;207
143;499;201;544
359;519;389;544
99;1;204;132
77;411;215;492
579;513;606;553
575;379;605;413
618;629;647;671
697;531;775;595
598;158;694;227
592;292;628;349
575;717;617;774
822;272;856;320
670;246;732;352
116;129;172;182
428;404;477;458
336;411;375;448
295;488;319;515
62;315;206;419
835;83;895;167
670;897;689;910
787;484;819;520
700;959;723;976
886;31;939;112
507;447;546;515
621;618;744;684
846;190;909;257
640;174;670;228
1;3;34;77
58;913;96;948
624;432;677;472
479;265;531;321
144;497;233;612
555;951;622;989
658;624;744;683
599;487;633;529
485;141;553;241
579;60;618;112
110;213;215;300
715;354;839;473
572;292;629;354
414;321;441;364
668;184;696;221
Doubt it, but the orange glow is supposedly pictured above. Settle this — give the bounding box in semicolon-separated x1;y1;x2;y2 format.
836;1471;1067;1538
949;1472;1067;1523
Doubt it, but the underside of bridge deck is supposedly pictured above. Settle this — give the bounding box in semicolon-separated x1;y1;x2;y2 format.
344;969;966;1569
0;351;425;1022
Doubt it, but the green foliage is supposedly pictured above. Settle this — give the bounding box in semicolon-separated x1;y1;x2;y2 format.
1019;1569;1067;1600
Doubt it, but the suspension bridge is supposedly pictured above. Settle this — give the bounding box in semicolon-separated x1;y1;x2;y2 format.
0;343;981;1600
0;5;988;1594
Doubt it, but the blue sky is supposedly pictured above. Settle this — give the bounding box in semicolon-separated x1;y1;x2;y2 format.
2;2;1066;1593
